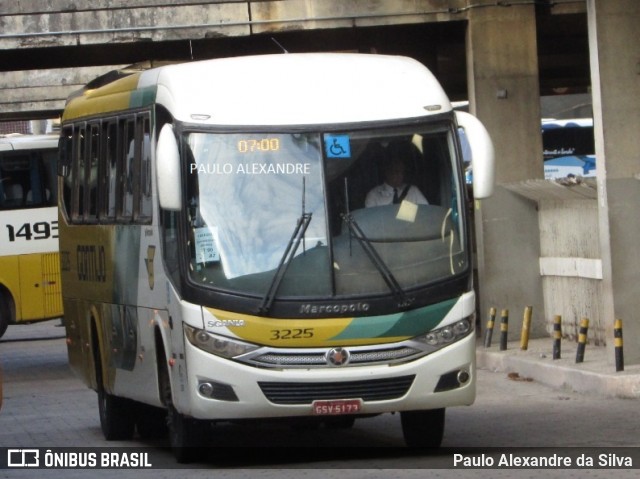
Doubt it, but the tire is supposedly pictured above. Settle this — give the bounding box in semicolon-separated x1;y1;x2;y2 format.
166;405;206;463
98;387;136;440
136;404;168;440
93;322;135;441
158;348;206;463
0;295;11;339
400;408;445;448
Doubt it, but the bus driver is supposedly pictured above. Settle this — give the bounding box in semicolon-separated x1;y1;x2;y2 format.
365;156;428;207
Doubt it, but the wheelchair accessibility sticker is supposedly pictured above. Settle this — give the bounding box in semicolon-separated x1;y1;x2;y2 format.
325;135;351;158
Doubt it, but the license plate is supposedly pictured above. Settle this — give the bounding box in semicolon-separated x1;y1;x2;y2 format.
312;399;362;416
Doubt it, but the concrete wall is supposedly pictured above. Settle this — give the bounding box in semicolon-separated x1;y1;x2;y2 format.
539;198;604;343
0;0;462;49
466;2;546;340
588;0;640;363
0;1;250;48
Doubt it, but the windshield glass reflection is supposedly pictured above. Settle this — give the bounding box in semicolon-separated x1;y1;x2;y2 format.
183;123;467;301
185;132;330;296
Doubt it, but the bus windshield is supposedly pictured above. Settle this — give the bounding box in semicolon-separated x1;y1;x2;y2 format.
184;121;466;301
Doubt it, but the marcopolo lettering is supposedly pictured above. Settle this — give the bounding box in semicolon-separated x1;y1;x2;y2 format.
300;303;370;315
77;245;107;282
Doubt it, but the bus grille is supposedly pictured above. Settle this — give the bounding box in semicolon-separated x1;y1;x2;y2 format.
257;375;415;405
239;345;423;369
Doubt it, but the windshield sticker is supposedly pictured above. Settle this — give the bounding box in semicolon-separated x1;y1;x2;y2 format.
194;227;220;263
325;135;351;159
396;200;418;223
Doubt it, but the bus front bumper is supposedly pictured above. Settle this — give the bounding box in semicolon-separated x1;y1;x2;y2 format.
179;332;476;420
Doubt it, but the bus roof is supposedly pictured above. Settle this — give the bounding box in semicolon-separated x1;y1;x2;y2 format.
63;53;452;126
0;134;59;152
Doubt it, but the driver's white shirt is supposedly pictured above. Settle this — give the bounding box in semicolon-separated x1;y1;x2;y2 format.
365;183;428;207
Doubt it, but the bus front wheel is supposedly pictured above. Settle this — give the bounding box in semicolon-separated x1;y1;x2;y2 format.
400;408;445;448
166;405;207;463
158;352;206;463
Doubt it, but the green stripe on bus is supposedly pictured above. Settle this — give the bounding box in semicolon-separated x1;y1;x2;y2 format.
331;298;457;341
130;86;157;109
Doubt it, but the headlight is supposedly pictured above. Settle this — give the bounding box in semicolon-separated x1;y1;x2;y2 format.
184;324;259;359
413;317;474;350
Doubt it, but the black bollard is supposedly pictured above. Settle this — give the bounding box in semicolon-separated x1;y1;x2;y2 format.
575;318;589;364
484;307;496;348
614;319;624;372
552;315;562;360
499;309;509;351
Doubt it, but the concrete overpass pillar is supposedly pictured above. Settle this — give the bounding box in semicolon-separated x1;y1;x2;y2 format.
465;3;545;338
588;0;640;364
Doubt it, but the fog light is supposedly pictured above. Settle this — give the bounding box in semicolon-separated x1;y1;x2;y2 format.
197;380;239;401
457;369;470;385
434;369;471;392
198;382;214;397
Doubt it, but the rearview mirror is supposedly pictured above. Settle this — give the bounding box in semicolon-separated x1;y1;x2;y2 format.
156;124;182;211
455;111;495;199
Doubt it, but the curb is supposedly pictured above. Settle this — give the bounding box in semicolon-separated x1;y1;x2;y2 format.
476;339;640;399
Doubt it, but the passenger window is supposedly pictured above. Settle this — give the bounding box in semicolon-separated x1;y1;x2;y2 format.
103;121;118;221
86;123;100;222
137;115;152;223
120;119;135;220
73;125;86;222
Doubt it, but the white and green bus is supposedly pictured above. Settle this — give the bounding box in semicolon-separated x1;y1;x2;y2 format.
0;133;62;338
58;53;494;461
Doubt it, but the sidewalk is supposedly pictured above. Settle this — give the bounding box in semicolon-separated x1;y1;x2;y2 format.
477;337;640;399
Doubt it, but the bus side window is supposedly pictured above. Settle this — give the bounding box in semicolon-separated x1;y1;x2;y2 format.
119;118;135;220
137;115;152;222
60;127;74;218
162;209;181;290
4;184;24;207
73;124;86;222
86;123;100;221
104;121;118;220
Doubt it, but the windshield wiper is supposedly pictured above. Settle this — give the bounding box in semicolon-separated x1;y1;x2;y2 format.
258;212;312;314
341;213;414;309
258;178;312;314
341;178;413;308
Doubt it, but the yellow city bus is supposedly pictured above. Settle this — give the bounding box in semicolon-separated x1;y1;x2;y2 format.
58;54;494;461
0;133;62;338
